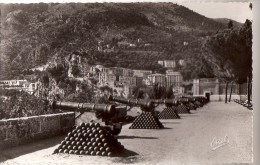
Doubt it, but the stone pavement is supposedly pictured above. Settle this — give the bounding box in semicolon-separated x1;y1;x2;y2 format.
0;102;253;165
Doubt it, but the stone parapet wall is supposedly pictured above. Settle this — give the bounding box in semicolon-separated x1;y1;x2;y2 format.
0;112;74;149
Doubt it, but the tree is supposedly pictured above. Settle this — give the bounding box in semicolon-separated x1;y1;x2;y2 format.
225;81;229;103
100;86;113;95
206;19;252;85
159;86;166;99
136;90;144;99
0;90;52;119
165;86;173;99
132;86;144;99
247;77;252;104
229;81;233;102
41;73;49;87
152;83;159;99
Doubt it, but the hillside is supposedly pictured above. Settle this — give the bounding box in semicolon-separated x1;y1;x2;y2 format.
214;18;242;29
0;3;251;83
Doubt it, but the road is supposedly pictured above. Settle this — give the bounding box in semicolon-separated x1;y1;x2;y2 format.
0;102;253;165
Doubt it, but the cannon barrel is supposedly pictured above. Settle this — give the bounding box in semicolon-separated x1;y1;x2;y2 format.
177;98;189;104
151;99;179;106
189;98;196;102
193;96;207;103
150;99;164;104
51;101;116;118
108;95;154;111
180;96;196;102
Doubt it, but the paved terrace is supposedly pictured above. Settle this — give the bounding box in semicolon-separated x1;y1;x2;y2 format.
0;102;253;165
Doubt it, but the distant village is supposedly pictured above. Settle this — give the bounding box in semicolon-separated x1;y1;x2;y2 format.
0;58;185;97
0;52;248;101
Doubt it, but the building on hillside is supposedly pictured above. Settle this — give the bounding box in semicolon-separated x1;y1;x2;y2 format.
193;78;248;101
100;67;111;74
96;65;104;70
137;38;143;43
164;60;176;68
123;86;134;98
143;78;152;86
135;76;144;86
124;76;135;86
182;80;194;95
110;67;134;77
0;80;39;94
173;86;185;95
89;65;107;79
98;72;116;87
178;59;186;66
117;76;136;87
90;66;97;73
67;52;90;78
24;82;39;94
0;80;26;88
147;74;166;86
158;60;176;69
166;70;183;87
158;61;164;66
68;53;82;65
111;67;123;76
132;69;152;78
122;68;134;77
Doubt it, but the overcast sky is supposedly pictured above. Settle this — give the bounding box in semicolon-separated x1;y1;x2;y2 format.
178;2;253;23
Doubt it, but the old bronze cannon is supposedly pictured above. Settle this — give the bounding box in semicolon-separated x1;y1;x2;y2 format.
108;96;164;129
51;101;128;156
108;95;155;112
192;96;208;107
150;99;181;119
151;99;179;107
50;101;124;135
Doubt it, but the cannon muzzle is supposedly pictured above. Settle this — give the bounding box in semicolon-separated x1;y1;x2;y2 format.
108;95;154;111
51;101;116;118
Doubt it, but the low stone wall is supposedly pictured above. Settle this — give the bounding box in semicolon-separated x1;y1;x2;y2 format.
0;112;74;149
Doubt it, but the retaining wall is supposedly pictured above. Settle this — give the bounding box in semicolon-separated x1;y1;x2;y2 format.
0;112;74;149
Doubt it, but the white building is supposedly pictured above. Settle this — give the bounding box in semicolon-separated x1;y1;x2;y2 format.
147;74;166;86
98;72;116;87
178;59;186;66
166;70;183;87
132;69;152;78
173;86;185;95
158;61;164;66
0;80;27;89
158;60;176;68
0;80;39;94
192;78;246;101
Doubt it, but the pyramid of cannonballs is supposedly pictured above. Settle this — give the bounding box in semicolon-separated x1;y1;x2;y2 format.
53;122;124;156
176;105;190;114
158;107;180;119
129;112;164;129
